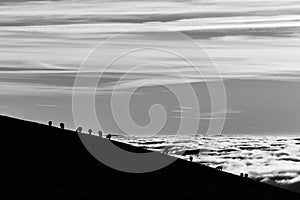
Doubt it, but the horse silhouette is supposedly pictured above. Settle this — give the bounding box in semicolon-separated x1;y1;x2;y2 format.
106;134;112;140
216;166;223;171
60;123;65;129
98;130;103;138
76;127;82;133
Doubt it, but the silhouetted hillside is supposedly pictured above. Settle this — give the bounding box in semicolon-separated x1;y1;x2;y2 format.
1;115;300;200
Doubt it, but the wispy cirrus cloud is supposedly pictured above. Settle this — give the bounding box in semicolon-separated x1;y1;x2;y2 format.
1;0;300;87
1;0;300;136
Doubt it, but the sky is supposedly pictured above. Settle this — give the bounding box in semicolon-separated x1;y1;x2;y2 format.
1;0;300;135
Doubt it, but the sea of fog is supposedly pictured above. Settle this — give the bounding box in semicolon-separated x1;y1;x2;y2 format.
113;134;300;190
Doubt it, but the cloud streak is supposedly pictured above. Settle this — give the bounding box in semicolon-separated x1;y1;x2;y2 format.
1;0;300;137
0;0;300;88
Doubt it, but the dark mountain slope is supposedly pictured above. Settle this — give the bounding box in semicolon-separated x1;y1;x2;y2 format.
1;115;300;200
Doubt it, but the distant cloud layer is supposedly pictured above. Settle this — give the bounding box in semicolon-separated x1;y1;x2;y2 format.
120;135;300;193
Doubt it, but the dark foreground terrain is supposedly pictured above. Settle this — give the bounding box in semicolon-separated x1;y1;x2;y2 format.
1;115;300;200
